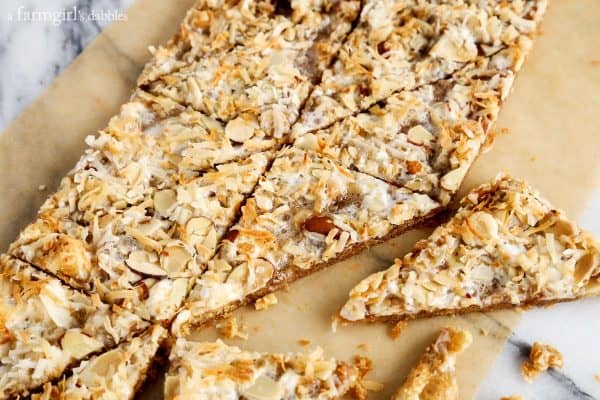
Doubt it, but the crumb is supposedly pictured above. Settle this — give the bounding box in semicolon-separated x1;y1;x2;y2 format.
38;184;47;191
255;293;278;310
479;328;489;337
521;342;563;383
595;373;600;383
500;396;524;400
362;380;384;392
390;320;408;339
331;315;340;333
357;343;370;352
353;355;373;378
529;155;537;162
592;60;600;66
298;339;311;346
216;317;248;340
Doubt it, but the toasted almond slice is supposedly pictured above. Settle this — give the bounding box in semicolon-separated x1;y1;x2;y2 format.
78;349;122;387
127;251;167;277
161;244;192;274
239;375;284;400
61;330;103;359
154;189;177;215
225;114;258;143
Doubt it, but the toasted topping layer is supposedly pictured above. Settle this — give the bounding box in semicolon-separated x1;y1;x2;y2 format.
392;328;472;400
165;339;361;399
296;0;547;133
9;108;270;321
521;342;564;383
0;255;147;398
139;0;360;138
340;175;600;322
33;325;166;400
173;147;439;332
294;58;512;205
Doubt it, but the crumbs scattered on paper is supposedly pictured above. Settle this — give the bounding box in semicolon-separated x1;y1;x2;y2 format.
255;293;278;310
521;342;563;383
216;317;248;340
298;339;311;347
390;321;408;339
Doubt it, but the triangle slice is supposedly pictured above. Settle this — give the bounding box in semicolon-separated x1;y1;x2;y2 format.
340;175;600;322
392;328;472;400
33;325;167;400
0;255;148;398
164;339;363;399
173;147;441;332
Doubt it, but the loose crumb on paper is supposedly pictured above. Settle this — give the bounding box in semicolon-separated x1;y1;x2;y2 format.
298;339;311;347
362;380;384;392
479;328;489;337
216;317;248;340
500;396;524;400
595;373;600;383
390;321;408;339
357;343;370;352
521;342;564;383
255;293;278;310
38;184;47;191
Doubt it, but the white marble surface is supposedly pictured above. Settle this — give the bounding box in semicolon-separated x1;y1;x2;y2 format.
0;1;599;399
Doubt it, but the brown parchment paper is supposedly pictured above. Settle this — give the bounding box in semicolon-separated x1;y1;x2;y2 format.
1;0;599;398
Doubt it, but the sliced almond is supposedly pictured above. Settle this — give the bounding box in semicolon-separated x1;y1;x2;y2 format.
154;189;177;215
78;349;123;387
227;263;249;285
303;216;337;235
61;330;103;359
406;125;434;145
551;219;577;237
184;217;217;253
240;375;284;400
126;250;167;277
441;166;468;192
39;286;75;328
225;114;258;143
574;252;598;285
468;211;499;240
161;244;192;274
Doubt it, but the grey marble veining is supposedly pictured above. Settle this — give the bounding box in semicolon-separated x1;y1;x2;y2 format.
0;0;134;130
1;1;600;399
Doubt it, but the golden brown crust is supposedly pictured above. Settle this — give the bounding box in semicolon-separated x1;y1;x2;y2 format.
391;328;472;400
340;175;600;323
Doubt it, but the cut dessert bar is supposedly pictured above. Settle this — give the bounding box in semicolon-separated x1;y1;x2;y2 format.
9;104;271;322
138;0;360;138
294;57;513;205
173;147;440;333
32;325;167;400
164;339;363;399
295;0;547;133
0;255;148;398
391;328;472;400
138;0;360;84
340;175;600;322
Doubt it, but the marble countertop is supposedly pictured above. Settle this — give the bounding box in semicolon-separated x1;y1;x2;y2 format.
1;1;599;399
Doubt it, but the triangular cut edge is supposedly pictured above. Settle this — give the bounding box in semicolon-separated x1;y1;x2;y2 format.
392;328;472;400
164;339;365;399
340;174;600;323
172;147;443;333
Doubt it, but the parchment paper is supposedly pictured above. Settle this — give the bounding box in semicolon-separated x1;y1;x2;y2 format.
1;0;599;398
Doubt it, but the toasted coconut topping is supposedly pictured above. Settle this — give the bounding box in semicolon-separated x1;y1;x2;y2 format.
9;105;270;321
294;59;513;205
165;339;362;399
295;0;547;133
392;328;472;400
0;255;147;398
138;0;360;137
340;175;600;322
33;325;166;400
173;147;439;333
